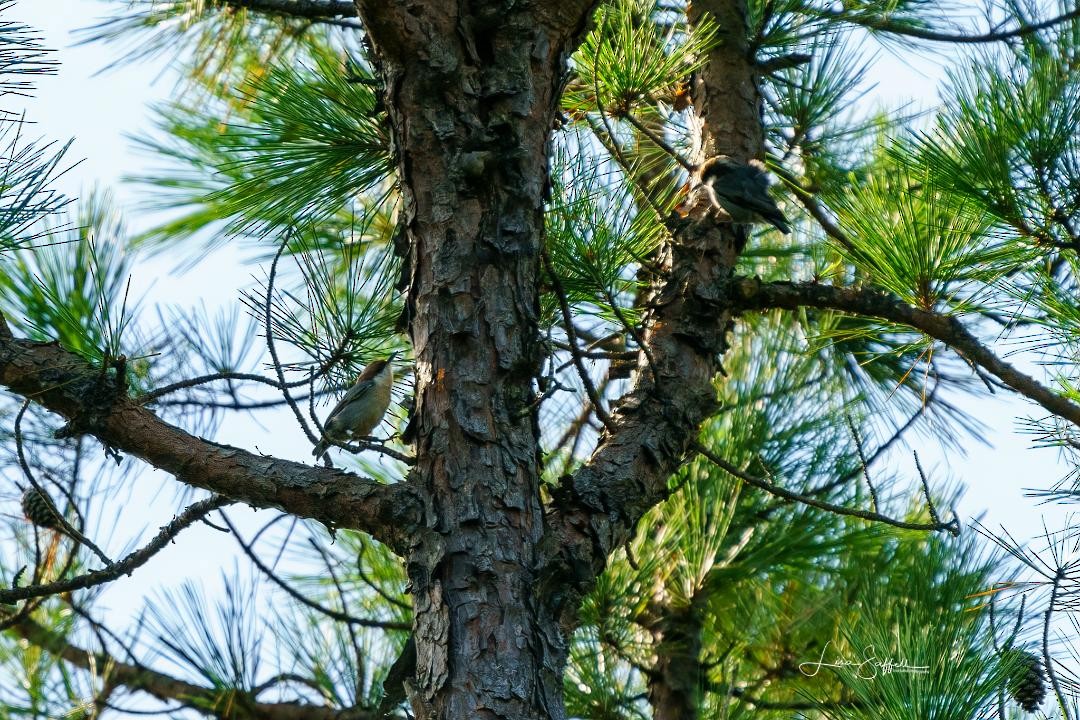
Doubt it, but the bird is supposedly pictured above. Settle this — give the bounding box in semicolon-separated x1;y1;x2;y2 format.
696;155;791;234
312;352;398;459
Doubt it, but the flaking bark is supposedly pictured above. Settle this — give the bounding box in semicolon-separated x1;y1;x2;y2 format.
353;1;597;716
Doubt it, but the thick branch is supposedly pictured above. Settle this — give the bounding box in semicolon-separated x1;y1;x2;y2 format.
6;616;376;720
731;279;1080;427
541;217;733;617
541;0;762;616
0;320;421;552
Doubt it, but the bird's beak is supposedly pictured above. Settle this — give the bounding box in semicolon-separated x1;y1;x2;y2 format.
386;350;401;363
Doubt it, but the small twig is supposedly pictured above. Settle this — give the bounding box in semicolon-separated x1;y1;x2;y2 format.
222;513;408;630
516;375;575;418
308;371;326;443
693;441;960;535
549;339;636;362
356;537;411;611
989;596;1008;720
911;451;945;527
0;595;47;633
541;248;616;431
771;164;853;251
323;435;416;465
14;401;114;567
68;603;142;665
845;414;878;512
1044;568;1072;720
624;539;640;571
603;287;658;384
552;394;601;462
312;538;367;689
1009;594;1027;648
200;516;231;533
252;672;327;697
140;336;352;405
155;391;328;411
137;370;325;405
0;495;233;603
620;111;694;172
265;232;320;445
756;53;813;74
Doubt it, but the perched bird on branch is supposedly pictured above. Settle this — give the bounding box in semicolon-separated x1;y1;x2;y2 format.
312;352;398;459
696;155;791;234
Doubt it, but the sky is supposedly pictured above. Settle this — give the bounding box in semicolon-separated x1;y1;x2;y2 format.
7;0;1080;704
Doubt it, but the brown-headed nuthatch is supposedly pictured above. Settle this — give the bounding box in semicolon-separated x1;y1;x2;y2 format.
312;352;398;459
697;155;791;234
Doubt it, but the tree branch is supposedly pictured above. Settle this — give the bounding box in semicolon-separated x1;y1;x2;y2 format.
729;279;1080;428
541;0;771;604
0;496;232;603
0;318;421;552
541;215;733;613
5;615;378;720
693;441;959;535
809;6;1080;44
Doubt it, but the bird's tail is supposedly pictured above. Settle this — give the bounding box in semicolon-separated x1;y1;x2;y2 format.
312;439;329;458
763;209;791;235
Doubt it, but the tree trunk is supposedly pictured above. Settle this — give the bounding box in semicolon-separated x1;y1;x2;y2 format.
690;0;764;162
647;601;705;720
358;5;570;718
353;0;764;715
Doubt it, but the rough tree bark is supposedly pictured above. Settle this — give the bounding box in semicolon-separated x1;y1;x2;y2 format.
353;2;596;717
352;0;764;717
637;4;763;716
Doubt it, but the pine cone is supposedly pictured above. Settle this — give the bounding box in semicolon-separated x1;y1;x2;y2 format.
1008;649;1046;713
21;487;64;531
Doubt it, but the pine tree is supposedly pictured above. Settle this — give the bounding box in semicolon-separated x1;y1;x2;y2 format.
2;1;1080;719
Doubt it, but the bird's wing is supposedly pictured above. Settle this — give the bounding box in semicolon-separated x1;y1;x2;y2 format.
725;172;790;231
726;171;781;212
326;378;376;424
